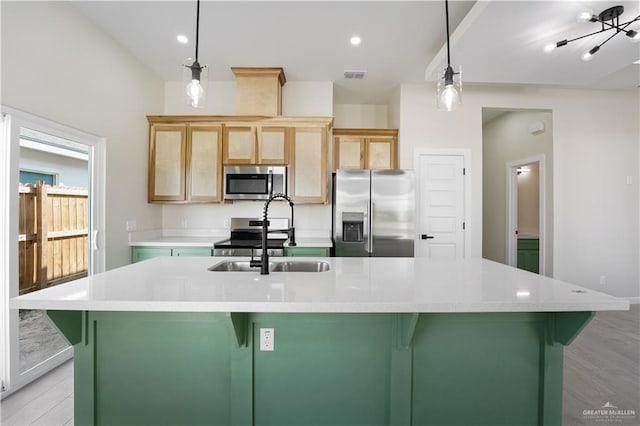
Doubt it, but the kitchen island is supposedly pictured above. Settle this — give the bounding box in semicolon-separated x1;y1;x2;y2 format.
11;257;628;426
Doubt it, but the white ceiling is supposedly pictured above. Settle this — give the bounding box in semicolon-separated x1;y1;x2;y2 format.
71;1;640;105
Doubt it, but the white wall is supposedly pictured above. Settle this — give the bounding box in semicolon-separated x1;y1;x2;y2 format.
333;104;388;128
399;83;639;298
1;2;165;269
283;82;333;117
19;147;88;188
482;110;553;275
164;80;334;117
162;203;331;238
388;86;401;129
164;81;236;115
162;80;334;237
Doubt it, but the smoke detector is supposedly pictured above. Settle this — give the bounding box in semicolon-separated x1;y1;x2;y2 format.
343;70;367;79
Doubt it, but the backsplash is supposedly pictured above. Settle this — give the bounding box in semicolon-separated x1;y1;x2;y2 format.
162;203;332;238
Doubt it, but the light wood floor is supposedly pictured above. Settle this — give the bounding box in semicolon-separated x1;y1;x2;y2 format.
1;306;638;426
1;360;73;426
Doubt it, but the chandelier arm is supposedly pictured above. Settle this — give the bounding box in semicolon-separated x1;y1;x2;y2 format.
593;14;639;33
619;15;640;30
595;28;622;49
562;27;611;44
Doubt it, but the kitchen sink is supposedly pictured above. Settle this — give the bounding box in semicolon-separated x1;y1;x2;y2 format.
208;260;330;273
270;261;331;272
208;261;270;272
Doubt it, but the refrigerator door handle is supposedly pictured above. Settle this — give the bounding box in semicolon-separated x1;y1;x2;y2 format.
366;202;372;253
369;201;374;253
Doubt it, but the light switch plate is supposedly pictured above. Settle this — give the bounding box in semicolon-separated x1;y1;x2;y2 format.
125;220;137;232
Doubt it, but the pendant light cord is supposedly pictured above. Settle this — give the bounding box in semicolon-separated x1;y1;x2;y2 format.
195;0;200;62
445;0;451;66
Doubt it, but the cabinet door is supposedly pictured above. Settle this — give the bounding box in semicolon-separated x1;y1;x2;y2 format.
258;127;288;164
149;125;186;202
285;247;331;257
187;125;222;202
172;247;213;256
334;136;364;171
366;137;397;170
223;126;256;164
131;247;172;263
290;127;327;204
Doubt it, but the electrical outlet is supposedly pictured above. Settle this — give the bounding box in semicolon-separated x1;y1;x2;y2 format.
125;220;137;232
223;219;230;229
180;218;188;228
260;327;274;351
599;275;607;285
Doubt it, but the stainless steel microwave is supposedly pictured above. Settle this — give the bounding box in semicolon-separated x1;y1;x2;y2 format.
223;166;287;200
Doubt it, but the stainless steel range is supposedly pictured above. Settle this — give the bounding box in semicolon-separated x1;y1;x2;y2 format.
214;217;289;257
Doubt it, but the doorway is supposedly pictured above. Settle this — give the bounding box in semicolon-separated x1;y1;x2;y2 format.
506;157;545;274
1;107;105;397
481;108;553;276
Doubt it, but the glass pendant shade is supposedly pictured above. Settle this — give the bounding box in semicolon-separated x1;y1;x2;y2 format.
437;65;462;111
183;58;208;108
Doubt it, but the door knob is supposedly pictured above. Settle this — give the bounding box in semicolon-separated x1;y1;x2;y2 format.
421;234;435;240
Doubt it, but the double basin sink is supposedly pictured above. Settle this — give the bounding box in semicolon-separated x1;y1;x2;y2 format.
209;260;330;273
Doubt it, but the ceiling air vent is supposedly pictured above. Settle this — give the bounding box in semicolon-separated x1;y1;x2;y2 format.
343;70;367;79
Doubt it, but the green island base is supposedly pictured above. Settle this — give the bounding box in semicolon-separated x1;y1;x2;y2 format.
46;310;593;426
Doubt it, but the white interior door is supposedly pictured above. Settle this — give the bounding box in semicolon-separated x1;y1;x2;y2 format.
416;153;466;259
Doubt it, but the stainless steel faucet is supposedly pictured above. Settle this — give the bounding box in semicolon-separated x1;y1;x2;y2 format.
250;193;296;275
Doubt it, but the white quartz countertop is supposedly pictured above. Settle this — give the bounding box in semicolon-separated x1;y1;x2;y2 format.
10;257;628;313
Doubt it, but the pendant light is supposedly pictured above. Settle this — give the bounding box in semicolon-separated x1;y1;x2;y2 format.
436;0;462;111
183;0;208;108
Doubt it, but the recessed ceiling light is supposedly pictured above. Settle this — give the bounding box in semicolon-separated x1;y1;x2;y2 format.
350;36;361;46
177;35;189;44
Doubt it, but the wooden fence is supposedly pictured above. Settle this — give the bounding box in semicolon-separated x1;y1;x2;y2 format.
19;181;89;295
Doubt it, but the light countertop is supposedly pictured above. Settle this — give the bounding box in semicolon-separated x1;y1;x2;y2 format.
11;257;628;314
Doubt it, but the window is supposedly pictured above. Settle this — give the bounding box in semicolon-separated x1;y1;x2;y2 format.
19;170;56;185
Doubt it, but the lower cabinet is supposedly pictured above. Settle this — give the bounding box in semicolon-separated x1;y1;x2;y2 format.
284;247;331;257
517;238;539;274
52;310;584;426
131;246;213;263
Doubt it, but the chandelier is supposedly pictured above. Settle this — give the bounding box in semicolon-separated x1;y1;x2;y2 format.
544;5;640;61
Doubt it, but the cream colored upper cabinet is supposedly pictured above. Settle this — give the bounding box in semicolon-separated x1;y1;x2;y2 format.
148;119;223;203
224;125;288;165
223;126;256;164
333;129;398;171
290;127;328;204
149;124;187;202
257;126;289;164
187;125;223;202
366;136;397;170
334;136;365;170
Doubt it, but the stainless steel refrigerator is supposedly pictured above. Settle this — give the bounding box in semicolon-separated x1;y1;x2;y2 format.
333;169;415;257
